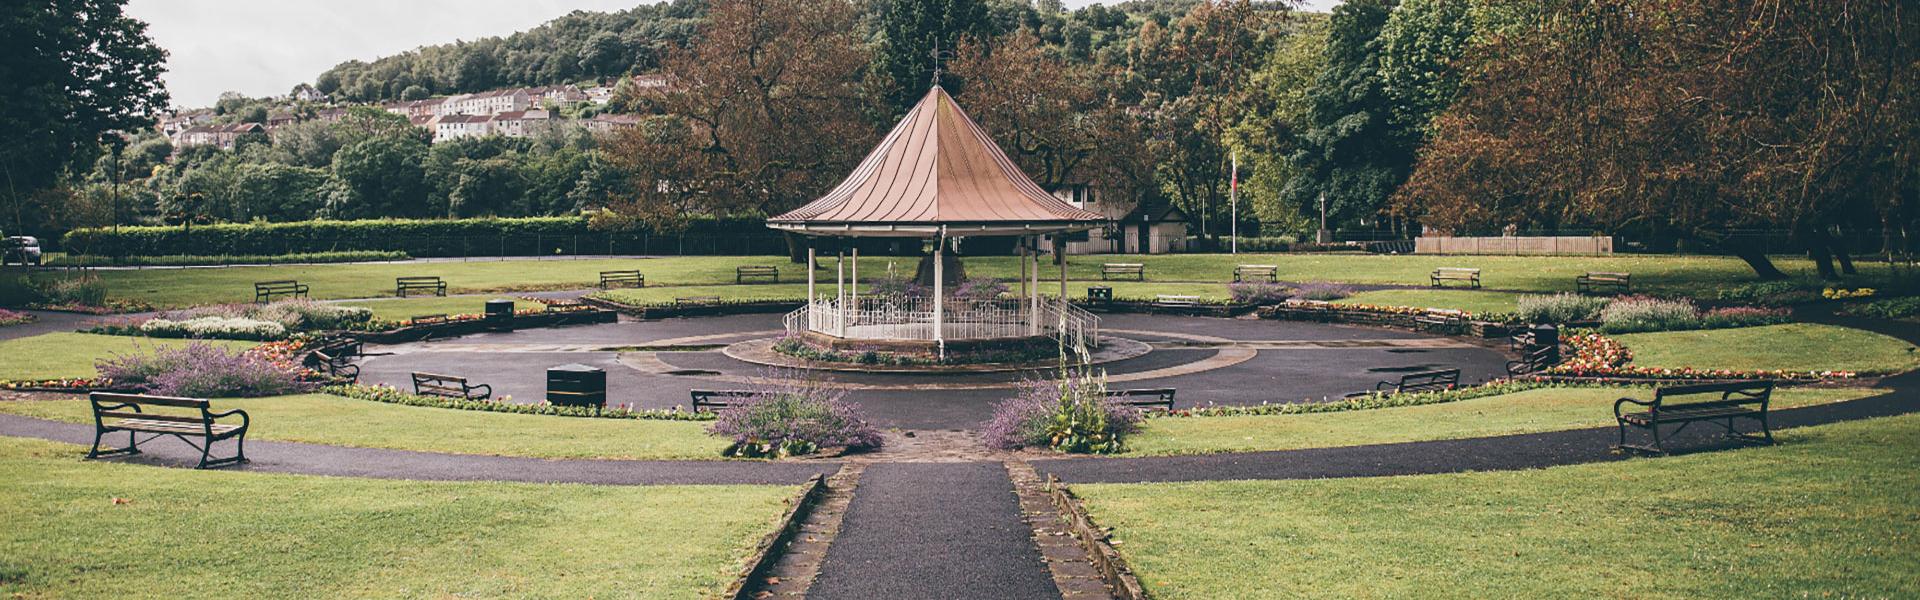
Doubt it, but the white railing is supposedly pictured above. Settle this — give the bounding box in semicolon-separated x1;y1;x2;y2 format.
782;293;1100;361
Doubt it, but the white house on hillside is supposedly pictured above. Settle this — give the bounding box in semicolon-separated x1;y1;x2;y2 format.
1048;184;1189;254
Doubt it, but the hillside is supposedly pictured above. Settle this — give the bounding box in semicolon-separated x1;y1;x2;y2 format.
314;0;706;103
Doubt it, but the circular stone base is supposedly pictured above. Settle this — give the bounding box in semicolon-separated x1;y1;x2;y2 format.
722;336;1153;374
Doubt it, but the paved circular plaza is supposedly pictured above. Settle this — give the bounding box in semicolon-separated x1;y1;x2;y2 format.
353;312;1515;429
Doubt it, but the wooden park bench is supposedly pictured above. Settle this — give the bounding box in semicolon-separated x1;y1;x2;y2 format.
253;280;309;303
86;392;250;469
1506;344;1559;375
690;389;757;412
599;270;645;289
395;276;448;297
675;296;722;306
1614;380;1775;454
1101;263;1146;281
736;265;779;284
1576;271;1631;294
1233;264;1279;283
306;342;361;382
1105;388;1177;412
411;372;492;400
1430;267;1481;288
1153;295;1201;309
1415;308;1468;332
1347;368;1460;397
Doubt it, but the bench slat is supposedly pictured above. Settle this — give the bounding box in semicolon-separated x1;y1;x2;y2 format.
91;392;208;408
97;411;206;424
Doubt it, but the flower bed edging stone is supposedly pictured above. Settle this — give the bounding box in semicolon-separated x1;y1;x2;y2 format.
722;474;829;600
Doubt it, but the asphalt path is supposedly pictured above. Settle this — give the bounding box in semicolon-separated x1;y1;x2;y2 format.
808;462;1060;599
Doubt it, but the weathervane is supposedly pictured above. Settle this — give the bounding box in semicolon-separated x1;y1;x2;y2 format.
930;42;955;87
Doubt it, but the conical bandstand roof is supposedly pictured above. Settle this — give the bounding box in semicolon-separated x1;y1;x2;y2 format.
767;86;1109;237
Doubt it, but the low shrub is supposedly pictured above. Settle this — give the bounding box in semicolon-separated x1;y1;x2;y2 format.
951;277;1010;302
1228;282;1292;305
1294;281;1356;301
707;380;883;458
38;275;107;306
138;316;288;341
1598;296;1701;333
88;300;372;339
95;341;313;397
1514;293;1610;324
0;308;32;327
1716;281;1819;306
1699;306;1792;329
981;370;1142;454
49;250;408;267
1842;297;1920;320
325;384;713;421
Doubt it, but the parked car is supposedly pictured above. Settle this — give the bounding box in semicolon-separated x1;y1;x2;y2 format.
2;236;41;266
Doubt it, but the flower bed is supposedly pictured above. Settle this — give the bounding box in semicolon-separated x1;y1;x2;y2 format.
89;300;374;340
1154;380;1557;418
706;380;883;458
982;370;1142;454
0;308;33;327
772;334;1058;366
325;383;714;421
1541;330;1855;381
95;340;319;397
0;377;117;392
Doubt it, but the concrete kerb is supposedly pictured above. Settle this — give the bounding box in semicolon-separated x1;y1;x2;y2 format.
725;472;830;600
1046;473;1147;600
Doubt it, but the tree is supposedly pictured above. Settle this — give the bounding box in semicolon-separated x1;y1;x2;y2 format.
232;163;333;221
871;0;997;113
400;85;431;101
1129;0;1277;240
602;0;880;227
1281;0;1416;235
0;0;169;233
1395;0;1920;279
330;134;429;219
1231;13;1329;233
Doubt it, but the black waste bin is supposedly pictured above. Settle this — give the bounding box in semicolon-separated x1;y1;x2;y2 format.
547;363;606;410
485;299;515;332
1087;285;1113;303
1532;324;1560;363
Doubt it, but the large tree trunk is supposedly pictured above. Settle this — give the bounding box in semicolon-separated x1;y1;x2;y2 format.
1724;235;1788;280
1802;224;1839;280
1832;228;1857;275
784;232;807;264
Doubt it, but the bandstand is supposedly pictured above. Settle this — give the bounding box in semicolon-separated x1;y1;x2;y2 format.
767;85;1109;361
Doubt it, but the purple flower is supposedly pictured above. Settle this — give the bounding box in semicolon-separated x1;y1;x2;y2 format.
706;378;883;457
96;341;313;398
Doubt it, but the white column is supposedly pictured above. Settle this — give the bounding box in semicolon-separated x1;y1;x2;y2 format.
1028;237;1040;336
850;246;858;328
1057;235;1068;309
806;246;816;332
932;235;945;359
836;247;846;336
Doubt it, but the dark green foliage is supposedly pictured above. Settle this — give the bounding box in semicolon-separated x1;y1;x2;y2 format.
61;215;770;257
315;1;707;103
0;0;169;233
330;135;430;219
1281;0;1421;229
871;0;998;113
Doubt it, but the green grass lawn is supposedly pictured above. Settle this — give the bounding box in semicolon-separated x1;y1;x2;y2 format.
1335;288;1527;315
1078;413;1920;599
0;436;791;598
1125;387;1878;457
40;253;1891;309
1617;323;1920;374
0;393;732;460
0;333;258;380
335;296;545;321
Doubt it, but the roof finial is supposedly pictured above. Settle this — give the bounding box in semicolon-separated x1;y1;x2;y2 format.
930;42;955;88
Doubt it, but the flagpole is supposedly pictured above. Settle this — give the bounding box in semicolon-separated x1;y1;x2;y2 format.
1229;151;1239;255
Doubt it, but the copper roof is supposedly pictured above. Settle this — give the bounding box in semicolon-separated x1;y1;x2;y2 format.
768;86;1108;236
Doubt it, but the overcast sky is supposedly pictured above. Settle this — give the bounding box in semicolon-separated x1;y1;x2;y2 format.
128;0;1344;108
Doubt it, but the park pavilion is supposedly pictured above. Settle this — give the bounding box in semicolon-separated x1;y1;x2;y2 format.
767;85;1110;361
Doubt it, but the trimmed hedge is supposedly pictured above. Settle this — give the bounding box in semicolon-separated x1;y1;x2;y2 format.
48;250;407;267
62;215;782;258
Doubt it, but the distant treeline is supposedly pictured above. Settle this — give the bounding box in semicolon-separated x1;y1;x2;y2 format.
62;216;781;258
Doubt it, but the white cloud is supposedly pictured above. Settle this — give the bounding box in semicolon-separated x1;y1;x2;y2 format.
131;0;1345;108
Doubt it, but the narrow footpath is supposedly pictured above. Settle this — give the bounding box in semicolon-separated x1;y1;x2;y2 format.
807;462;1060;599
